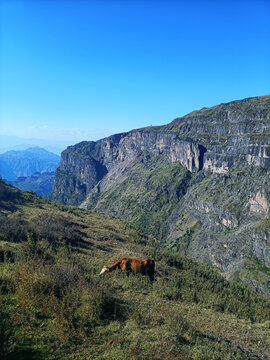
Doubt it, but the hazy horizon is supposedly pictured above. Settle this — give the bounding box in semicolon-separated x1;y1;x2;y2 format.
1;0;270;144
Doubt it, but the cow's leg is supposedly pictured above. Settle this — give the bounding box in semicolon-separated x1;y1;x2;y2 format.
125;260;131;277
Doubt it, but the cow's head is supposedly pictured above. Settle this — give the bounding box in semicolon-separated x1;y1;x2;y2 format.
100;265;109;275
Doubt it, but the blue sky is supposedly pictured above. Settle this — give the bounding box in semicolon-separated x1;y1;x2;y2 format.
1;0;270;146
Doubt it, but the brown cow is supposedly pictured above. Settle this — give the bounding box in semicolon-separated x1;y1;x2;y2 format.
100;257;155;281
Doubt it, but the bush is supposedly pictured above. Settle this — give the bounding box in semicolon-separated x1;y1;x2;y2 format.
0;214;29;243
151;248;270;322
29;213;84;246
3;248;119;350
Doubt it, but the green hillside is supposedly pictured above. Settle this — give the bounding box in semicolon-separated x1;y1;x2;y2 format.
1;180;270;359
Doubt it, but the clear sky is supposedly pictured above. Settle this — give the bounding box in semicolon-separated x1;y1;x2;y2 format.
1;0;270;146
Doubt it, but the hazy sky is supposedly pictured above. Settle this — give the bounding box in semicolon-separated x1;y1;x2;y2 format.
1;0;270;145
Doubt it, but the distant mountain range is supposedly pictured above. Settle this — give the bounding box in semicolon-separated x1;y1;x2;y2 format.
0;147;60;181
0;144;64;156
0;135;68;155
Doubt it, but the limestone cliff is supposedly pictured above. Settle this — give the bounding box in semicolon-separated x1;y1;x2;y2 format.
52;95;270;292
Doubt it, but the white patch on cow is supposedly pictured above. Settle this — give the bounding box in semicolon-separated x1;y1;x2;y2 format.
100;266;108;275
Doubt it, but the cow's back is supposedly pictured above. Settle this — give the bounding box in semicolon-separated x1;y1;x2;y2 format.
126;257;155;279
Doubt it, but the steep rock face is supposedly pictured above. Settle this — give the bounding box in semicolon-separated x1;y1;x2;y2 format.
53;141;108;205
165;167;270;291
53;96;270;205
163;95;270;173
52;95;270;291
53;131;205;205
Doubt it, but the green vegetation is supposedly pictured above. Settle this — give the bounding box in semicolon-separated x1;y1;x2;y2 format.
0;180;270;359
165;165;270;291
94;156;191;239
255;218;270;234
243;257;270;285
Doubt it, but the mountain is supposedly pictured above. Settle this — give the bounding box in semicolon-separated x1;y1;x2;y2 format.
0;135;68;155
0;147;60;181
1;180;269;359
0;144;64;155
9;171;55;197
52;95;270;292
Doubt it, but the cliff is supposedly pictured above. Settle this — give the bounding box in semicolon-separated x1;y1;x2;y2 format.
52;95;270;291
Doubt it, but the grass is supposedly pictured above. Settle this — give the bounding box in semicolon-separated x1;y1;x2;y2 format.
0;180;270;359
247;257;270;277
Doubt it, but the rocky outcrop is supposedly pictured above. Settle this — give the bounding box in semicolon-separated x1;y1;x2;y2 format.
165;167;270;289
202;140;270;174
53;96;270;203
52;131;207;205
52;95;270;291
163;95;270;173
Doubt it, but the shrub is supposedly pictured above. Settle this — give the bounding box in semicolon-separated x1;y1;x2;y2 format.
0;214;29;243
29;213;84;247
4;249;119;349
151;248;270;322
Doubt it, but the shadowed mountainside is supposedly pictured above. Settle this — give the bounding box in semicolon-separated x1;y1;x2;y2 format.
9;171;55;197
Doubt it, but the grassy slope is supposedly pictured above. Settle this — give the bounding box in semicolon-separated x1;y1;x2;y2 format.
0;181;270;360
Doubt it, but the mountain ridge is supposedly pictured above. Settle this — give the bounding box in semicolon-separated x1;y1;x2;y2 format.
52;95;270;291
